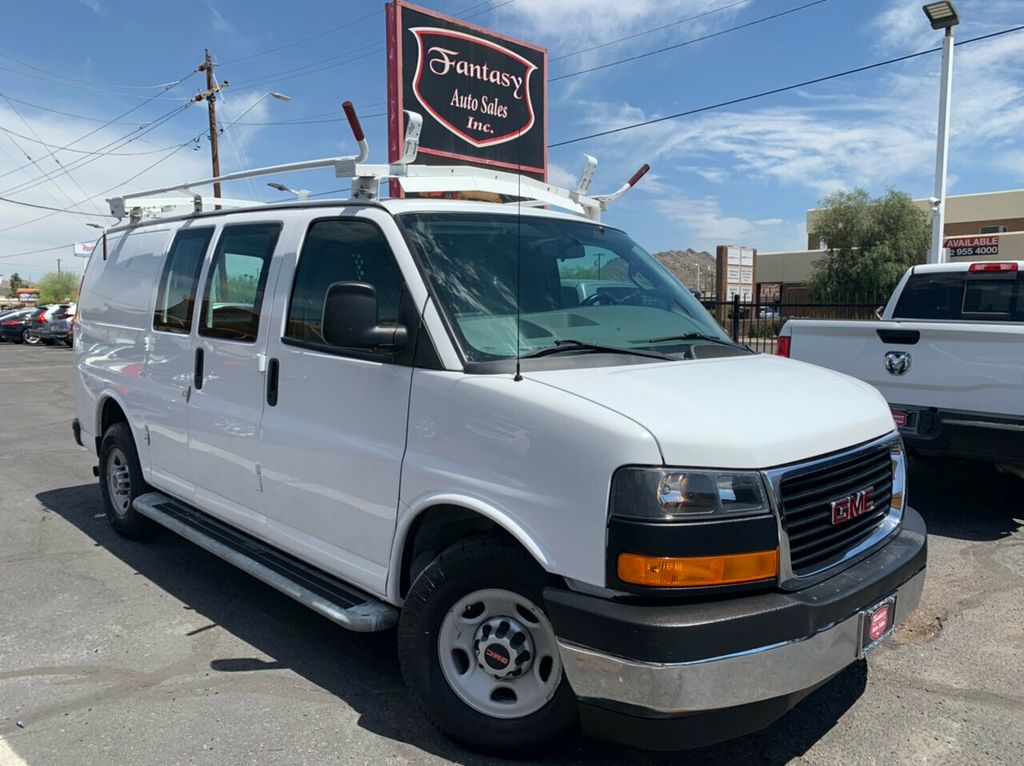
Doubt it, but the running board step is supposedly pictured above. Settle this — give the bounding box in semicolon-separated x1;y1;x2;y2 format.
133;492;398;632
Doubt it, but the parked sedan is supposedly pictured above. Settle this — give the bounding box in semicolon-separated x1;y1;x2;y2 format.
0;307;45;344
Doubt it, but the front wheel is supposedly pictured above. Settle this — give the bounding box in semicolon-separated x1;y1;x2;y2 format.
398;537;577;755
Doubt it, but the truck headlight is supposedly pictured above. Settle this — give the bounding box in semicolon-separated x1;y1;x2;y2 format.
611;467;771;521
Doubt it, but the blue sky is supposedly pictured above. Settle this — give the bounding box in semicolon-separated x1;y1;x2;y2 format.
1;0;1022;279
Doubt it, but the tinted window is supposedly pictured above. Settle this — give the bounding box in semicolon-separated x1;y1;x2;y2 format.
285;219;404;347
893;274;963;319
962;277;1017;316
199;224;280;342
154;228;213;333
894;272;1022;321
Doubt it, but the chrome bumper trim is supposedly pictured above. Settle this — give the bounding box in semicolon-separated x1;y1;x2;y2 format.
557;568;925;715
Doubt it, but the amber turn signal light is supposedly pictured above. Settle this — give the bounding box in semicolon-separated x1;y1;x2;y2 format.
617;549;779;587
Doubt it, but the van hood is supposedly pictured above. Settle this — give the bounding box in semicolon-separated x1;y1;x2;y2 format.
525;354;895;469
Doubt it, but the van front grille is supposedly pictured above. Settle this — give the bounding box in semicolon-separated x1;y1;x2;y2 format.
777;444;893;576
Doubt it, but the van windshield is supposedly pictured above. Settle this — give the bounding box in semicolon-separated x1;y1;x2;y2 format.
399;212;737;364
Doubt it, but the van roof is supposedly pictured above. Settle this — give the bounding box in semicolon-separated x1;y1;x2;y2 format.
102;195;605;236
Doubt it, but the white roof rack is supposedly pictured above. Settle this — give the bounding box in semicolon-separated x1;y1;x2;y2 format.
107;102;649;223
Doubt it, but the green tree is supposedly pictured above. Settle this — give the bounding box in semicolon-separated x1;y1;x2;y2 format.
36;271;79;304
5;272;27;298
808;188;930;298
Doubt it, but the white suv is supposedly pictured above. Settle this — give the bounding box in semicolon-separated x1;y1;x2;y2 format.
73;160;925;754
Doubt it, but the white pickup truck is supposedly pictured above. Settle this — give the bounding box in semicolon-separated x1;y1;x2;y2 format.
779;261;1023;468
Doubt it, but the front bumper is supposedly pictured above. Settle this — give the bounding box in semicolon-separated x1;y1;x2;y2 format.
545;506;927;749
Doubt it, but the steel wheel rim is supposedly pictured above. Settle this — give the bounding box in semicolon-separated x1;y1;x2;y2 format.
107;447;132;517
437;588;562;720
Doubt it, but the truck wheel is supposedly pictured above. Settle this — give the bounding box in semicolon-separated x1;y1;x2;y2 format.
98;423;154;539
398;537;577;755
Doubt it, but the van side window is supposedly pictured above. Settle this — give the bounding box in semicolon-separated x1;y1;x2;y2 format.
154;228;214;333
285;219;404;348
199;223;281;343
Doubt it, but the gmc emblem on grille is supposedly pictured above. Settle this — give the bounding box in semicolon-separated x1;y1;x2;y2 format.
830;488;875;525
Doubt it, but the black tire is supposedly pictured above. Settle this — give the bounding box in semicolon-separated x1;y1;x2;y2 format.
98;423;155;539
20;328;32;344
398;537;578;755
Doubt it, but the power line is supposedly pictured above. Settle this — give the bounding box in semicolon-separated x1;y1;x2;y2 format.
220;9;382;65
550;24;1024;147
0;127;207;235
550;0;752;62
0;124;198;157
0;195;112;217
0;102;194;196
0;241;82;260
0;72;197;184
0;63;192;101
0;93;153;126
232;111;386;127
0;54;188;91
551;0;831;82
1;93;104;215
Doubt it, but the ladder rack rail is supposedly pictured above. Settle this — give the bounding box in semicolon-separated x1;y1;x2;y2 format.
107;102;649;223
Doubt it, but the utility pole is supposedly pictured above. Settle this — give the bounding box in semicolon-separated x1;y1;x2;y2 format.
195;50;228;200
57;259;62;276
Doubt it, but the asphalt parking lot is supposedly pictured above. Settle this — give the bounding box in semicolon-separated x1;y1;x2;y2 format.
0;344;1021;765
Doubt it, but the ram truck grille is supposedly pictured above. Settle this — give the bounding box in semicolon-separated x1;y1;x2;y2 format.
778;443;893;576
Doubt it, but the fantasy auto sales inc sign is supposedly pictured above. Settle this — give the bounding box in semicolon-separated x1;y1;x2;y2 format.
387;0;547;179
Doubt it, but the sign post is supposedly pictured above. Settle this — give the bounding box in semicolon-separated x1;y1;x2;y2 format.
386;0;547;182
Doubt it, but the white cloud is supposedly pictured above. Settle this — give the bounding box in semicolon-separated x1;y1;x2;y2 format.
501;0;751;55
546;161;578;189
78;0;102;16
653;196;805;251
0;104;213;277
206;2;234;34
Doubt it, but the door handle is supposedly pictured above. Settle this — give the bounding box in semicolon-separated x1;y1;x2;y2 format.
876;329;920;345
266;357;280;406
194;347;205;390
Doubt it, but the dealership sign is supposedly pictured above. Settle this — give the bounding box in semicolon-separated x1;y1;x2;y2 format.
386;0;547;179
945;235;1000;258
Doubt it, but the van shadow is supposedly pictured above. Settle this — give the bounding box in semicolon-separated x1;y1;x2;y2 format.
907;456;1023;542
38;484;865;765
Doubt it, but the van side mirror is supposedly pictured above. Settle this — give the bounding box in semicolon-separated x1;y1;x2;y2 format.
322;281;408;350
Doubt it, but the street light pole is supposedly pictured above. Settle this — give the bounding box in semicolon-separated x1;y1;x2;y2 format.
922;2;960;264
930;27;955;264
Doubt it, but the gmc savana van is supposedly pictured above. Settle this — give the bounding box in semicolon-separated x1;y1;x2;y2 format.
72;106;926;753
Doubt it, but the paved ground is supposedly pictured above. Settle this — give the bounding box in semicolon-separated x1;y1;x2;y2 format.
0;344;1022;766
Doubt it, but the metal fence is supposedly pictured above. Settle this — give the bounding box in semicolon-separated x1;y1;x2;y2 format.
702;295;887;354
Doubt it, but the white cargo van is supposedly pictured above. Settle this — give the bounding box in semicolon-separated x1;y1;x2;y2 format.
72;105;926;753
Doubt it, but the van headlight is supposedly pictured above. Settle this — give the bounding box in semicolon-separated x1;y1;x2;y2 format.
611;467;771;521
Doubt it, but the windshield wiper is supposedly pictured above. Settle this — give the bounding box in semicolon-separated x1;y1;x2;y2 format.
521;339;674;361
642;332;745;349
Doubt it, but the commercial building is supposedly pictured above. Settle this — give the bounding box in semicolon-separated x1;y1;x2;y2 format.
757;188;1024;296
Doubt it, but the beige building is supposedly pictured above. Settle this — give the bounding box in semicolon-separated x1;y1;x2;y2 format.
757;188;1024;295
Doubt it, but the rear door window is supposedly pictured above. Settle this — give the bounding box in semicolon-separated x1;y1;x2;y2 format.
154;228;214;333
893;272;1023;321
199;223;281;343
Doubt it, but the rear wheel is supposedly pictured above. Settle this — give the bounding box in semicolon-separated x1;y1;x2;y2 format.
21;328;36;345
398;537;577;755
98;423;154;539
